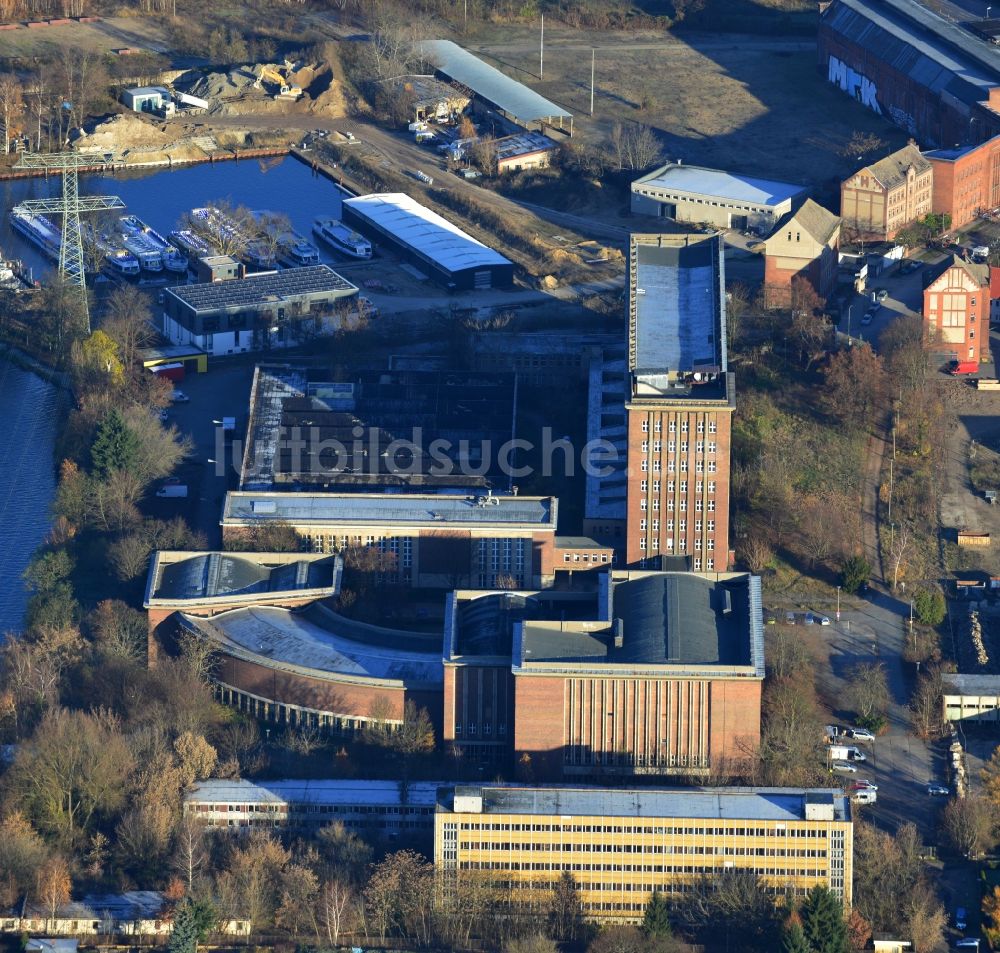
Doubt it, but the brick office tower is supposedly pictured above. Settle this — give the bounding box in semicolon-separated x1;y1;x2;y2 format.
625;234;736;570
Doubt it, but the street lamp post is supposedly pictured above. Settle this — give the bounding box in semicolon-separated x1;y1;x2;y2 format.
988;5;992;18
836;585;841;622
846;305;853;344
909;599;915;647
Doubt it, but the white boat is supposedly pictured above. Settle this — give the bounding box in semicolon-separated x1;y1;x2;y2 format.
191;206;276;269
9;206;61;260
120;225;164;272
169;228;215;262
103;247;141;277
121;215;187;273
0;255;22;290
313;217;372;260
253;210;320;267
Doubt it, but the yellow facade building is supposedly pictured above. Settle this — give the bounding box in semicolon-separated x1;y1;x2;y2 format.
435;785;852;922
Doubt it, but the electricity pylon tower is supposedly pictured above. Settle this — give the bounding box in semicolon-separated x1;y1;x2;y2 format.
13;152;125;333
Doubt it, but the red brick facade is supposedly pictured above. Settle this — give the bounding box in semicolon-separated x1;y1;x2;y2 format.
923;261;990;366
927;135;1000;230
513;671;760;782
443;663;513;762
625;403;734;570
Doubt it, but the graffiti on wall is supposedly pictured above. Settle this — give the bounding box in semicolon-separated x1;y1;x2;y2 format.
886;104;918;138
828;56;882;114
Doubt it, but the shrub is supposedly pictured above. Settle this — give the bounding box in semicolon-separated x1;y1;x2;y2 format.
841;555;872;594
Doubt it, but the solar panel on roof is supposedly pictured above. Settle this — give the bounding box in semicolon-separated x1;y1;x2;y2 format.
168;265;357;313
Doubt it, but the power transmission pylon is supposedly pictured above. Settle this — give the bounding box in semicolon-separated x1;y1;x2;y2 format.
13;151;125;333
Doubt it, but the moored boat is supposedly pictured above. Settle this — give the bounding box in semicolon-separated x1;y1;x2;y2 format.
313;217;372;260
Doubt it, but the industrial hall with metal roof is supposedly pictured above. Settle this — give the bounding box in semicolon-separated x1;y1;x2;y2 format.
818;0;1000;146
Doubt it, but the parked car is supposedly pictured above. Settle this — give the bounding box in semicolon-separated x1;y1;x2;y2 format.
955;939;980;950
875;288;889;302
849;780;878;791
899;259;923;274
817;615;831;626
851;789;877;804
804;612;815;625
170;390;190;403
955;907;967;931
764;610;777;625
927;783;950;796
785;611;796;625
846;727;875;742
831;760;858;774
861;310;875;326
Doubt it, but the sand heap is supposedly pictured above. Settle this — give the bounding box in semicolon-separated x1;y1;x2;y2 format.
81;113;172;152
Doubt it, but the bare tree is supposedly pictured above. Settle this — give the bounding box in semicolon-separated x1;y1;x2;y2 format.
888;521;913;591
941;795;996;859
847;662;890;725
0;73;25;154
909;666;943;739
737;532;773;573
36;855;71;930
318;877;356;945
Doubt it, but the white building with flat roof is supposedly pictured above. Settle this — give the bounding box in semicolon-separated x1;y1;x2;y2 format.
631;162;807;232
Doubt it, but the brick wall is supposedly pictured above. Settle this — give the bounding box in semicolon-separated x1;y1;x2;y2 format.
929;137;1000;230
709;679;762;766
513;674;565;780
625;407;732;569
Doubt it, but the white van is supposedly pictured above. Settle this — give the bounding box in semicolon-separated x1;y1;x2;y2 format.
851;789;877;804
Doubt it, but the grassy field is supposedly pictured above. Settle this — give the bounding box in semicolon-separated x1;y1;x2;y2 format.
466;23;905;190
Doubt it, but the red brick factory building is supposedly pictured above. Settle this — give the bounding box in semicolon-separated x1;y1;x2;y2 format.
925;136;1000;230
147;554;763;778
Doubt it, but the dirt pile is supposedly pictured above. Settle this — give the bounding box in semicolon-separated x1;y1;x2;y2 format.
177;61;346;119
80;113;172;152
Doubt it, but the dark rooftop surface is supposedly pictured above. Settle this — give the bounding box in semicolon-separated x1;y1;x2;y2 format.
166;265;357;313
631;236;726;378
522;574;756;668
455;591;598;657
154;553;338;601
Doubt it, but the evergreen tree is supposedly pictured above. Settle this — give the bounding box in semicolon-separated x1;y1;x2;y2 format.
91;408;140;477
643;889;673;938
801;886;848;953
782;919;811;953
168;898;216;953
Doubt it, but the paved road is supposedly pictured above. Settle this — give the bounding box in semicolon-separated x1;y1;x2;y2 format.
806;596;947;835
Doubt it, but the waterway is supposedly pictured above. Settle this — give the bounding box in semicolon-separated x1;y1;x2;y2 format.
0;154;349;280
0;360;57;633
0;155;349;631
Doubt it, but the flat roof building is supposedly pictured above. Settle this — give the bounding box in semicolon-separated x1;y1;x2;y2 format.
926;135;1000;230
631;162;806;232
416;39;572;133
239;364;519;493
342;193;513;290
161;265;358;357
435;785;852;921
494;131;559;174
509;570;763;780
941;673;1000;725
221;489;559;590
184;778;444;842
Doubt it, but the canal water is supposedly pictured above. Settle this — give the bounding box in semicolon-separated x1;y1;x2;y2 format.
0;154;349;280
0;360;58;633
0;155;348;631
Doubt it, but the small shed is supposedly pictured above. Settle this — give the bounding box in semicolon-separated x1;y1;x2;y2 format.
121;86;170;114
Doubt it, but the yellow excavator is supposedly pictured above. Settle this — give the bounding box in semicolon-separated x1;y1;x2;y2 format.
254;63;303;101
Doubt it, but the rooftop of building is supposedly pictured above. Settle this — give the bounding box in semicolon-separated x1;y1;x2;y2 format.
240;364;517;492
178;602;443;687
222;490;556;529
516;572;763;675
449;785;850;822
925;254;989;287
144;550;341;607
822;0;1000;107
185;778;446;806
495;131;558;161
633;162;805;208
860;144;932;191
137;344;207;364
384;74;469;107
941;672;1000;694
165;265;357;314
924;136;998;162
767;198;841;247
447;589;601;658
18;892;168;923
629;233;729;390
415;39;572;122
125;86;169;96
343;193;511;272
